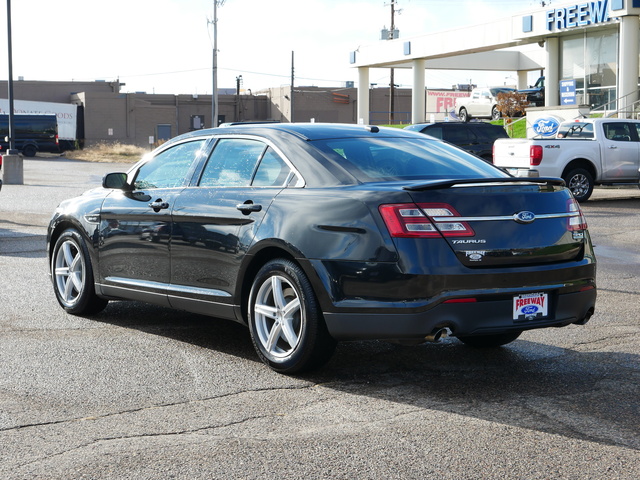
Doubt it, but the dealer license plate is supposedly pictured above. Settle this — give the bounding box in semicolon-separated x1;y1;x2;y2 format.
513;292;548;321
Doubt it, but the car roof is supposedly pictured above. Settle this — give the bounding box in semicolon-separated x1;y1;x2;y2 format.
170;123;425;144
404;122;502;129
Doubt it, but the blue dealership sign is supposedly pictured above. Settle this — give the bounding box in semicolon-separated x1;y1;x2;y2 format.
560;79;577;105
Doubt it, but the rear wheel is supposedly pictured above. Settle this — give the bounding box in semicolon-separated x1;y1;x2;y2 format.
457;331;522;348
563;167;594;202
51;229;108;315
248;259;336;374
459;108;469;122
491;106;501;120
22;145;37;157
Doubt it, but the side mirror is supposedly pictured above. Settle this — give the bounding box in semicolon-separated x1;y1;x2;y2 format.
102;172;131;190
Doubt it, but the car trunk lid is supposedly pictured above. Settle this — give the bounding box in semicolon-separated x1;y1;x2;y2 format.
387;178;586;268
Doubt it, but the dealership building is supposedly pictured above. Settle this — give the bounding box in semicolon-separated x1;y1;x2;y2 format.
351;0;639;124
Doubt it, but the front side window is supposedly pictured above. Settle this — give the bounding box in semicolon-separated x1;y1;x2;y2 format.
604;123;632;142
133;140;207;189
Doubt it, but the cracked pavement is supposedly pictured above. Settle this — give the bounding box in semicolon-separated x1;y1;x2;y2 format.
0;159;639;479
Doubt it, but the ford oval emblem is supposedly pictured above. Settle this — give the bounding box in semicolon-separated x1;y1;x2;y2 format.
522;305;539;315
514;211;536;224
532;117;561;137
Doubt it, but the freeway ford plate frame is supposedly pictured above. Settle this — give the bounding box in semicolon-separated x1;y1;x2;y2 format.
513;292;548;321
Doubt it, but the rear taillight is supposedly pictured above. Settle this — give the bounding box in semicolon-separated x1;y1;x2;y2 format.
379;203;475;238
55;134;59;145
530;145;543;166
568;198;588;231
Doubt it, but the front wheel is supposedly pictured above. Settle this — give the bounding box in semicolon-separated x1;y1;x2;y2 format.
563;167;594;202
459;108;469;122
491;106;501;120
457;331;522;348
51;229;108;315
248;259;336;374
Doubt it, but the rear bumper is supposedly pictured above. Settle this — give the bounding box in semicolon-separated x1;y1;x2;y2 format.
323;287;596;341
504;167;540;178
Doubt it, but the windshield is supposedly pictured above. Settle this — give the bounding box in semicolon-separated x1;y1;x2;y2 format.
489;87;515;96
311;136;509;182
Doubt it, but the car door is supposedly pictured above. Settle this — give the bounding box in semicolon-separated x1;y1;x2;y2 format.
168;137;300;319
98;139;209;306
467;90;483;117
601;122;640;180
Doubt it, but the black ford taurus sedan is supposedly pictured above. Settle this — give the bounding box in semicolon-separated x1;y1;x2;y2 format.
47;123;597;373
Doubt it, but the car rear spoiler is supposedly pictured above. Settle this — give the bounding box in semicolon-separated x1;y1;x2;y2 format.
403;177;566;191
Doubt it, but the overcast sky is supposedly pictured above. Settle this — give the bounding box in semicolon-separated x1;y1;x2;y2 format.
0;0;541;95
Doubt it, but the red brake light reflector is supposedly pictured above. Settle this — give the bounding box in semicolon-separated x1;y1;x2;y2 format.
443;298;477;304
530;145;543;166
379;203;475;238
567;198;588;231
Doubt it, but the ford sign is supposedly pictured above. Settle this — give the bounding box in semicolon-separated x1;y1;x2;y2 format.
514;211;536;224
532;117;561;137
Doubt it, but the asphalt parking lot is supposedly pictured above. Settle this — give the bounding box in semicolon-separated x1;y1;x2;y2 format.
1;157;639;479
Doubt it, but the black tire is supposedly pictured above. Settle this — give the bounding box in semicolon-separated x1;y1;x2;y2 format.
459;108;469;122
457;331;522;348
22;145;37;157
491;106;501;120
248;259;336;374
51;229;108;315
563;167;594;202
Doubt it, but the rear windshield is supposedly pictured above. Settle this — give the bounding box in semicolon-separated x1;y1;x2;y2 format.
556;123;594;139
310;136;509;182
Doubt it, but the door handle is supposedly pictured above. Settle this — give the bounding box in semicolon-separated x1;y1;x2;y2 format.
236;203;262;213
149;199;170;212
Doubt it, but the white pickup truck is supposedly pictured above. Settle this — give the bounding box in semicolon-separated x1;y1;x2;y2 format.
493;118;640;201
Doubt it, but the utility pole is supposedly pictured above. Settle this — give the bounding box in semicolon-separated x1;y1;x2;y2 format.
290;51;295;123
210;1;226;128
235;75;242;121
387;1;398;124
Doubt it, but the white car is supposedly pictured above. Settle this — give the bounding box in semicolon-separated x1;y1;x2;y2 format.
455;87;516;122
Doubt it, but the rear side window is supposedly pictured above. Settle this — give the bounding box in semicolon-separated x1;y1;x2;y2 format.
312;137;508;182
200;138;266;187
252;147;293;186
475;126;509;142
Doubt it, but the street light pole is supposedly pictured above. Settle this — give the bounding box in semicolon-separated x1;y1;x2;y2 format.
6;0;17;153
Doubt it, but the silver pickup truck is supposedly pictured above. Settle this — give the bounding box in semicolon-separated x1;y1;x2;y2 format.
493;118;640;201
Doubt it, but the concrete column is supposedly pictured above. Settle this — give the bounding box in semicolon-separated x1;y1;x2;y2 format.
619;15;640;118
357;67;370;125
412;59;426;124
545;37;559;107
2;154;24;185
517;71;528;89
